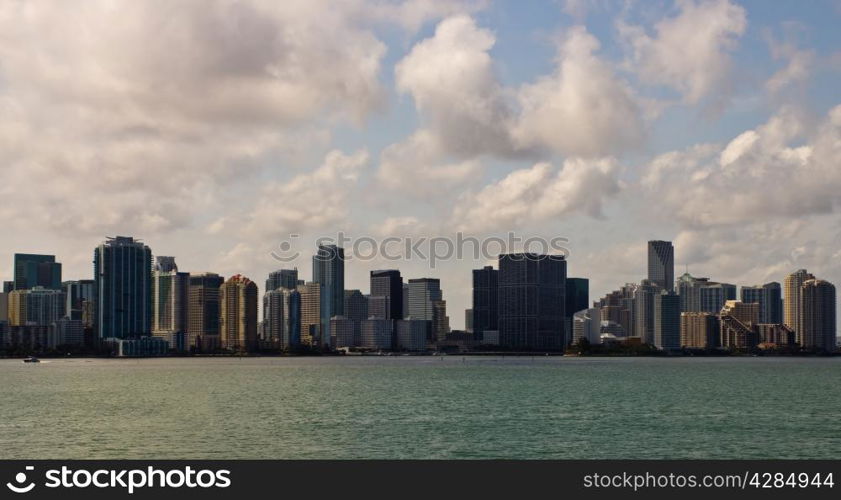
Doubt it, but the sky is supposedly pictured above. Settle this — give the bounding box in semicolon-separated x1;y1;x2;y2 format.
1;0;840;330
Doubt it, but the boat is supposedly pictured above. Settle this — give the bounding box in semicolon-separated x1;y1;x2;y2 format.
22;356;40;363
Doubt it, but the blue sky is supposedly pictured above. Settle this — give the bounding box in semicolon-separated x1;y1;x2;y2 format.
1;0;840;329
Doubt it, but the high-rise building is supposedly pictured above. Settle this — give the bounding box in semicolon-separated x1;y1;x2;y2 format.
265;268;298;293
13;253;62;290
94;236;153;339
784;269;815;344
572;308;601;345
699;282;737;314
498;253;566;350
370;270;403;320
654;291;681;350
406;278;442;321
2;281;13;293
297;282;321;347
219;274;258;352
565;277;589;345
756;323;795;346
720;300;760;349
471;266;498;341
596;284;637;338
0;292;7;322
464;309;473;332
396;319;428;351
343;290;367;347
264;287;301;349
7;287;65;326
432;299;449;341
800;279;836;351
330;316;354;348
152;256;189;351
741;282;783;325
313;245;344;347
680;312;719;349
647;241;674;292
263;269;300;344
634;280;660;345
676;273;709;312
360;318;394;350
63;279;94;321
188;273;224;352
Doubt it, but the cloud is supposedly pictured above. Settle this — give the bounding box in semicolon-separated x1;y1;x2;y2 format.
451;158;620;232
641;105;841;228
0;0;446;238
513;26;647;157
394;15;516;157
381;17;646;195
243;149;370;239
618;0;746;104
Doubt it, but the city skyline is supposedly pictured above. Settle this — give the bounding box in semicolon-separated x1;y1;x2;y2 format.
0;235;837;354
2;1;841;335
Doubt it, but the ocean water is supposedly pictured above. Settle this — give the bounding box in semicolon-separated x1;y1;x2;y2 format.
0;356;839;459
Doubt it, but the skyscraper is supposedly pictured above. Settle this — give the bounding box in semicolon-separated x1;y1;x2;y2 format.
634;280;660;344
471;266;498;341
13;253;62;291
297;282;322;347
654;291;681;350
431;299;449;341
7;287;65;326
94;236;153;339
330;316;354;348
219;274;258;352
647;240;674;292
406;278;442;320
720;300;760;349
264;287;301;349
572;308;601;345
565;277;589;345
497;253;566;350
152;256;189;351
784;269;815;344
63;279;94;321
699;282;737;314
740;282;783;324
680;312;719;349
265;268;299;293
313;245;344;347
370;270;403;320
187;273;224;352
343;289;367;347
800;279;836;351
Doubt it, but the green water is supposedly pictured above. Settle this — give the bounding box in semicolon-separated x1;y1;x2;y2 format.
1;356;839;459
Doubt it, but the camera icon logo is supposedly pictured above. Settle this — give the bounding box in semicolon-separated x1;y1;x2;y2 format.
6;466;36;494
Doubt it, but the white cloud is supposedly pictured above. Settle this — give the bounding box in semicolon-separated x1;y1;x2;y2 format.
641;105;841;228
513;26;646;157
451;158;620;232
618;0;746;104
244;149;370;239
381;17;646;195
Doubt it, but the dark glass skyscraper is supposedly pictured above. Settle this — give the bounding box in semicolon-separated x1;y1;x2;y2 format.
654;291;681;350
313;245;344;347
93;236;153;339
14;253;62;290
565;277;589;345
188;273;224;352
647;240;674;292
266;268;299;292
472;266;498;341
741;282;783;324
497;254;566;350
370;270;403;320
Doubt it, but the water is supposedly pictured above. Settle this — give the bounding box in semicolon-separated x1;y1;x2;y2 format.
1;356;839;459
